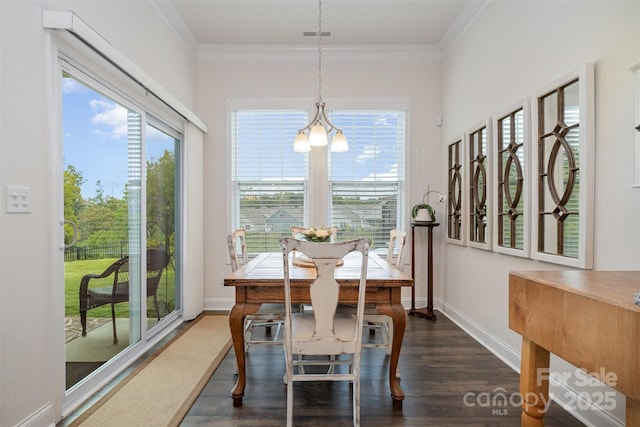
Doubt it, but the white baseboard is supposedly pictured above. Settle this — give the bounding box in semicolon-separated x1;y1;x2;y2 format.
436;298;624;427
17;402;54;427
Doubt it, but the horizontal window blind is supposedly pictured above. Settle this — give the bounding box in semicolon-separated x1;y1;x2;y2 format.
231;110;308;253
329;110;406;254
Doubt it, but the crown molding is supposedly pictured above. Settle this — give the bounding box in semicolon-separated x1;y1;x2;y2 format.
197;44;441;64
439;0;489;57
151;0;199;55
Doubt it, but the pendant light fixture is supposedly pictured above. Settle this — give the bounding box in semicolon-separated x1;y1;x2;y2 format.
293;0;348;153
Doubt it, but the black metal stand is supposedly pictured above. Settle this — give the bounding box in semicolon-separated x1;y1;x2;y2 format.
409;221;439;320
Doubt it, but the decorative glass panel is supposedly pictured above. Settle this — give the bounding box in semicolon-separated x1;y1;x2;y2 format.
537;79;580;258
496;107;528;256
447;138;464;244
468;123;491;249
532;64;594;268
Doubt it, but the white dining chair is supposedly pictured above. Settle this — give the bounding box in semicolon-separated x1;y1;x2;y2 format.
280;237;369;427
227;228;286;351
338;229;407;357
363;229;407;354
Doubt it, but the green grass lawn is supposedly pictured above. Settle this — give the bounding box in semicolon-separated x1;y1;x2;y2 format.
65;258;176;318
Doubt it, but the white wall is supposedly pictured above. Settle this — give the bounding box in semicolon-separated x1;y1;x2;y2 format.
440;1;639;425
0;1;199;425
197;59;444;310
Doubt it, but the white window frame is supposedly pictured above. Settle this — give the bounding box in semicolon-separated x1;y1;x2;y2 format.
328;98;409;252
227;98;409;253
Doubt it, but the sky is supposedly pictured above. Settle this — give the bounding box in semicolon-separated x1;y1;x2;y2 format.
62;77;174;199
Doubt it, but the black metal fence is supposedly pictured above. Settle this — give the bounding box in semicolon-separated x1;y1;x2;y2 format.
64;241;129;262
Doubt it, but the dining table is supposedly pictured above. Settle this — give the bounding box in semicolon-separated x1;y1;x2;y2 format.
224;250;414;409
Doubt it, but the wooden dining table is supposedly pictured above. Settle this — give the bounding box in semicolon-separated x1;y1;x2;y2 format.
224;251;414;409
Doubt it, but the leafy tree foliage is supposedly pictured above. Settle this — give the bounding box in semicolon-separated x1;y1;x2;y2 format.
146;150;175;254
63;165;85;244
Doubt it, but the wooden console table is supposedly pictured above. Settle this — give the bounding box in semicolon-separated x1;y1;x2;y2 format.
509;270;640;426
409;221;439;320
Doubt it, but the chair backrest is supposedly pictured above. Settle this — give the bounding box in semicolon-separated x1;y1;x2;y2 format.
227;228;248;272
290;226;338;242
279;237;369;354
386;229;407;269
146;248;171;294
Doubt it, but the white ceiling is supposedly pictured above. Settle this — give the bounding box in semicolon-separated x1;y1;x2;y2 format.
155;0;485;51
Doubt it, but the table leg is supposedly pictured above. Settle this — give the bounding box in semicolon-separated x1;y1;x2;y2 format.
627;397;640;426
519;337;550;427
376;301;407;409
229;302;261;407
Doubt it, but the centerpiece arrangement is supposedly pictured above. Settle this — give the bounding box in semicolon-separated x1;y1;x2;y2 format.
298;227;333;242
411;186;446;222
293;226;343;267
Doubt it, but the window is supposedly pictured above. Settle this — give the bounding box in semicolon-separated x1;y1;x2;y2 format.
494;104;530;257
531;64;594;268
230;103;407;255
330;110;406;253
230;109;308;252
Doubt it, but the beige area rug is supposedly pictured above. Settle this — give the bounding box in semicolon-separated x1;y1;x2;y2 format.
70;314;232;427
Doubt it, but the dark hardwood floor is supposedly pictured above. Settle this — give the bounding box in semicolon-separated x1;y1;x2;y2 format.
181;311;585;426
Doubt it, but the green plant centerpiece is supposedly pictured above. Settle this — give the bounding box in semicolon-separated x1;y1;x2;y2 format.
298;227;332;242
411;186;446;222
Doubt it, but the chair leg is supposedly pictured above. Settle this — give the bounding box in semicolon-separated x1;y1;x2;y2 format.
385;319;393;356
80;310;87;336
153;295;161;320
111;303;118;345
286;371;294;427
353;378;360;426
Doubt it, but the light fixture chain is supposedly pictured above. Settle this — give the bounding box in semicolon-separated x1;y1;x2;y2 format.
317;0;322;102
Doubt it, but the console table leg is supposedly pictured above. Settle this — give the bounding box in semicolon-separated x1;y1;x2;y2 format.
519;337;550;427
627;398;640;427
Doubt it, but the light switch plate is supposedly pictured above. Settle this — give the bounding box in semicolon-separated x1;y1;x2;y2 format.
6;185;32;214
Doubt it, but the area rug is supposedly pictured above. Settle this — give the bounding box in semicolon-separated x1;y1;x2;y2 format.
70;314;232;427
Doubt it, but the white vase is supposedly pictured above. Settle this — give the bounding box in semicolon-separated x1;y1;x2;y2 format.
414;209;432;222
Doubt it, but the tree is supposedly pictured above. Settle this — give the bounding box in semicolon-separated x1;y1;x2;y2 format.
146;150;175;254
63;165;85;244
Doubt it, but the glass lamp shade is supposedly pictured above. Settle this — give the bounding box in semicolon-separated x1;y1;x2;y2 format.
309;123;328;146
293;131;311;153
330;131;348;153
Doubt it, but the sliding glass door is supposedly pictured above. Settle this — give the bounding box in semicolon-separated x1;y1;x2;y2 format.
62;69;181;391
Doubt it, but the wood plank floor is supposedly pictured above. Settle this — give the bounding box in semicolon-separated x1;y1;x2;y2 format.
181;311;585;426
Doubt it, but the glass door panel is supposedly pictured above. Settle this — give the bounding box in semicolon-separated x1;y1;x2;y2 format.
62;73;143;390
145;123;180;332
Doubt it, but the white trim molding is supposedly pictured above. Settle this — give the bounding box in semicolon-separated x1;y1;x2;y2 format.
197;43;441;64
